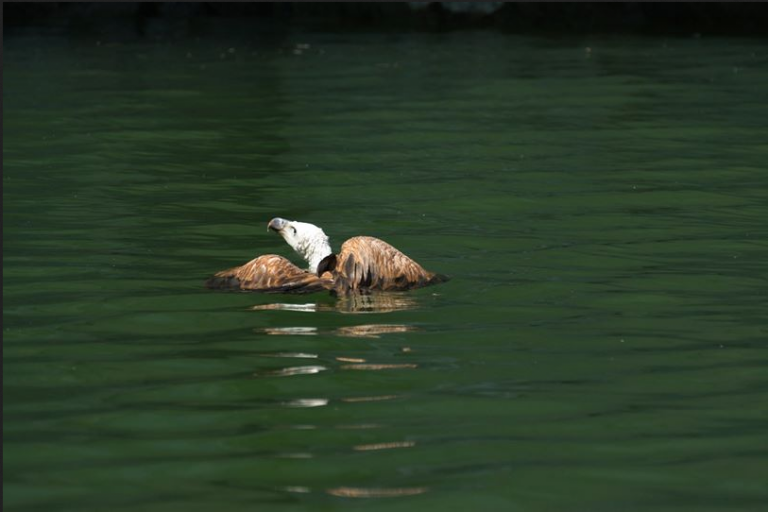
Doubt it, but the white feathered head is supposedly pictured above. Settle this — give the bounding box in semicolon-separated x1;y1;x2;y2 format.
268;217;332;273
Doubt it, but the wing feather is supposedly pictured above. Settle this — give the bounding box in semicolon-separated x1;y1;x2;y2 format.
205;254;331;293
331;237;447;293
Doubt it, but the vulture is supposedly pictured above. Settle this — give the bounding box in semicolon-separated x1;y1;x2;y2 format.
205;217;448;294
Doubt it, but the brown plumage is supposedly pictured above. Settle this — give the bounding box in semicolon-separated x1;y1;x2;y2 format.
206;218;448;295
318;236;448;294
204;254;331;294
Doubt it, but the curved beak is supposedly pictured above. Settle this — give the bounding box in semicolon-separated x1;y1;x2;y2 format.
268;217;288;232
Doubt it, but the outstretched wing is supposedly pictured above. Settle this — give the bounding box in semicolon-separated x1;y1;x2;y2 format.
325;236;448;293
205;254;331;294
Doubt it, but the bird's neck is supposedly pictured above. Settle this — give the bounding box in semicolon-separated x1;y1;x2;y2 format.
296;236;333;274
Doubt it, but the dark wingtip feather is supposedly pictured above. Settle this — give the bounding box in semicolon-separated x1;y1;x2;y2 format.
204;276;241;289
428;273;451;286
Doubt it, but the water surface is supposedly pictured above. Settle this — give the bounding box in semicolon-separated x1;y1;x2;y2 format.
4;26;768;511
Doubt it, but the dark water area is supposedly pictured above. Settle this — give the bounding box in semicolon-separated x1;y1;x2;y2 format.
5;2;768;36
4;22;768;512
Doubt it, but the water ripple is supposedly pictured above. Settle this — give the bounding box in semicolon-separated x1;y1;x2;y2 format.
258;324;420;338
261;365;327;377
326;487;429;498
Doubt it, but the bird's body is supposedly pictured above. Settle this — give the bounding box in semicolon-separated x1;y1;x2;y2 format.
206;218;447;295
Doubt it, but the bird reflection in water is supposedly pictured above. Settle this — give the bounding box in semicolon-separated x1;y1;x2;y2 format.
281;398;328;408
336;292;422;314
254;293;423;337
251;291;421;314
262;365;326;377
340;363;418;370
254;293;422;386
353;441;416;451
340;395;398;403
282;486;429;498
260;324;419;339
326;487;429;498
262;326;318;336
335;356;366;363
335;324;418;339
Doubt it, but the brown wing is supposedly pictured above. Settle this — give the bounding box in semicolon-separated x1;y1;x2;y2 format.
205;254;331;294
325;236;448;293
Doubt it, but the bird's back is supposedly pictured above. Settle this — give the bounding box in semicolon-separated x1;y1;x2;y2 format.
330;236;447;293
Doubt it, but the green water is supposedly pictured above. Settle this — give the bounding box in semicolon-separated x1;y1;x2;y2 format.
4;26;768;511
